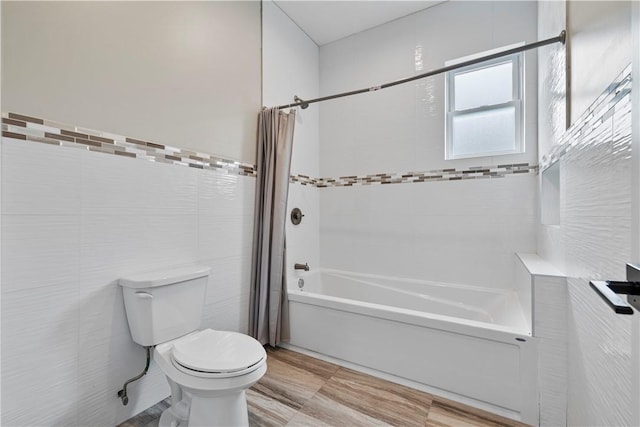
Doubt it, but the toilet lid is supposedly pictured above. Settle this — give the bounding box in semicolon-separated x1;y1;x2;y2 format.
171;329;266;374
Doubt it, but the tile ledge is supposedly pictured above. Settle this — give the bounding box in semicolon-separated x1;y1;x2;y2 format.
516;253;565;278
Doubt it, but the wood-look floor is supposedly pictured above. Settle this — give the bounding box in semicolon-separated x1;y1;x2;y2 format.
118;347;529;427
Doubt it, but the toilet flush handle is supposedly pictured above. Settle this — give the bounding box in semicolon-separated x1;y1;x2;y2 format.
135;292;153;299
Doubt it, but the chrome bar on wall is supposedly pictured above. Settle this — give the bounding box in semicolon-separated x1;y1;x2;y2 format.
277;30;566;110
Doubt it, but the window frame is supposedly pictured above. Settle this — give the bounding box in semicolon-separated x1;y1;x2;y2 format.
444;52;524;160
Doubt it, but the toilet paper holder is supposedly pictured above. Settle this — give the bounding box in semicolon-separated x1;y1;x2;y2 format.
590;264;640;315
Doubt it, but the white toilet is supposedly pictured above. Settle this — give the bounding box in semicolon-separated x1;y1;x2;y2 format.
119;265;267;427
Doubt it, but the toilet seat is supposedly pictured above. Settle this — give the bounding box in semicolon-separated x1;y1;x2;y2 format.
170;329;266;379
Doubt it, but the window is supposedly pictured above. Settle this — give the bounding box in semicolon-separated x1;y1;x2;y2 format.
445;50;524;160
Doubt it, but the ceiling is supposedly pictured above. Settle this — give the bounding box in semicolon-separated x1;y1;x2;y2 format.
273;1;445;46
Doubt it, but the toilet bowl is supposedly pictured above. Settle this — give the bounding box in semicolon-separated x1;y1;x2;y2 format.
154;329;267;427
118;266;267;426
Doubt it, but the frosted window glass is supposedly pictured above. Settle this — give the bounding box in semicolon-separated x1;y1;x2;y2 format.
454;62;513;110
451;105;516;157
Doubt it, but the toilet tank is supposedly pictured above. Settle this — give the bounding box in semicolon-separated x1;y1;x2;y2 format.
119;265;211;346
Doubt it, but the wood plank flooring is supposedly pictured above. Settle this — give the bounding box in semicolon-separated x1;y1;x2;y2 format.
118;346;529;427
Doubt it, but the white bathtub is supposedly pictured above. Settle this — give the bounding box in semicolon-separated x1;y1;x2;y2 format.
286;269;538;424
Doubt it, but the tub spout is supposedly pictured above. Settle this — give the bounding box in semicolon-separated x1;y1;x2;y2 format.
295;263;310;271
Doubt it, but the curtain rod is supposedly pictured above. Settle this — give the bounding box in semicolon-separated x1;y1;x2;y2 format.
276;30;566;110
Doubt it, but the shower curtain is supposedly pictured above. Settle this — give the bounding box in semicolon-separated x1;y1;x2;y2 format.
249;107;296;346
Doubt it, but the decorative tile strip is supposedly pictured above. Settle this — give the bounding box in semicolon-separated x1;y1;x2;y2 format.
1;112;256;177
290;163;538;188
540;64;632;171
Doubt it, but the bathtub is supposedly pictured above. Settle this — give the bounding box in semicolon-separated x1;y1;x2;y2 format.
286;269;538;424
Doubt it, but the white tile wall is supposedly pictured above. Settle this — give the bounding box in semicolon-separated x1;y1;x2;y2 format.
568;1;632;125
535;102;633;426
566;277;632;426
3;285;80;426
2;139;82;215
0;135;3;416
319;0;538;177
537;0;567;164
537;1;634;420
1;137;256;426
516;253;568;427
2;214;80;293
262;0;321;284
534;275;568;427
320;175;537;289
312;0;538;291
286;184;320;279
82;153;200;216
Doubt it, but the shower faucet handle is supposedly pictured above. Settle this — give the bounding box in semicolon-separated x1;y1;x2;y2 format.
294;263;310;271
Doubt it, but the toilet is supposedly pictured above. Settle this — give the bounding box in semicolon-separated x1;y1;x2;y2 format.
119;265;267;427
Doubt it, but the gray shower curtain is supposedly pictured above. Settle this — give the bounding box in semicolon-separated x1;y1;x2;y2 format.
249;107;296;346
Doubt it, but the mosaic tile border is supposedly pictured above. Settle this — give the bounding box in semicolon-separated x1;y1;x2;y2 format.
2;111;538;187
291;163;538;187
540;64;632;171
1;112;256;177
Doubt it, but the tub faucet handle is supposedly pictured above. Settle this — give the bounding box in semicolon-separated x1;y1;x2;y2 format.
295;263;310;271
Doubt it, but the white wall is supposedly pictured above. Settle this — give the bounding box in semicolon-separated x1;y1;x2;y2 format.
0;0;4;416
1;137;255;426
632;4;640;424
537;1;567;162
535;4;569;425
262;0;321;284
568;1;632;125
320;176;537;289
2;1;261;163
1;2;259;425
319;0;538;177
538;2;633;425
317;1;538;290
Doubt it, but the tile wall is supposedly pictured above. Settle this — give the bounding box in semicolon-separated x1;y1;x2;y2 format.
312;1;539;290
537;1;635;424
538;64;633;427
318;174;537;289
538;5;636;423
568;1;632;126
1;2;260;425
318;1;539;178
261;1;543;293
262;0;321;284
264;0;540;292
1;118;255;425
535;8;569;423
